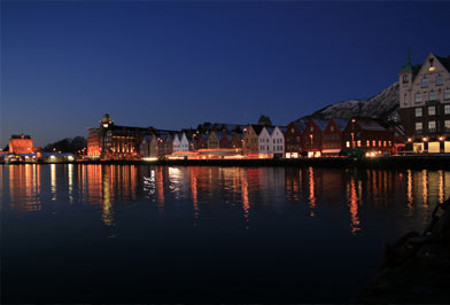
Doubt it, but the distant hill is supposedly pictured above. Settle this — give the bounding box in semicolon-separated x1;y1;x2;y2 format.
293;82;400;125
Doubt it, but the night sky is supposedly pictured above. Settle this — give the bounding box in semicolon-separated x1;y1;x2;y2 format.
1;1;450;147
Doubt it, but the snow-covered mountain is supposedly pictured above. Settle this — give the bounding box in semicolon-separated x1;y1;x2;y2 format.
293;82;400;125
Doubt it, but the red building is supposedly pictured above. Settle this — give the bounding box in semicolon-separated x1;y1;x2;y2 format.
322;119;348;155
342;117;395;155
284;122;306;158
9;134;34;154
87;114;153;160
302;118;328;157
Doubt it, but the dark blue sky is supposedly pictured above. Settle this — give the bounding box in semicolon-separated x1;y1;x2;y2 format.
1;1;450;147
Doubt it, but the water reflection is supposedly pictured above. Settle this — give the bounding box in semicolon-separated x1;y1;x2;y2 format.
2;165;450;234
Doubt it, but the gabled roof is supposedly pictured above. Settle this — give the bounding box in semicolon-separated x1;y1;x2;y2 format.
353;118;389;132
11;134;31;139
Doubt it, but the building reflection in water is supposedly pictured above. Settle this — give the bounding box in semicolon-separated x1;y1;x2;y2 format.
3;165;450;235
7;164;41;212
346;176;361;234
308;167;316;218
240;169;250;229
50;164;57;202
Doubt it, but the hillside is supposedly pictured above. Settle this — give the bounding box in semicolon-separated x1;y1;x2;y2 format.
293;82;400;125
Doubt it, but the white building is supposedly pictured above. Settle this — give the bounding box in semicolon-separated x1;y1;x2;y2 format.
270;126;285;157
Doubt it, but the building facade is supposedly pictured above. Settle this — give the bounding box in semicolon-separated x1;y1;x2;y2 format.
342;118;395;155
9;134;34;154
87;114;152;160
399;52;450;153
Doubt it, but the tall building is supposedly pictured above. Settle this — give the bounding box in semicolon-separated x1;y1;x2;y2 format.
9;134;34;154
398;52;450;153
87;114;153;160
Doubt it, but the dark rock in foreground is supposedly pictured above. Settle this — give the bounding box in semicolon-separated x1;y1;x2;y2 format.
353;198;450;304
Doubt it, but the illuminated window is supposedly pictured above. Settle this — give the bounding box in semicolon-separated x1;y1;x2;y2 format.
415;122;423;132
415;108;422;117
415;92;422;103
357;141;361;147
445;120;450;131
383;141;387;147
378;141;382;147
428;106;436;116
366;140;370;147
330;126;334;132
436;74;444;86
445;105;450;114
428;121;436;132
422;76;428;88
346;141;350;148
403;75;409;83
404;94;409;105
388;141;392;146
372;140;376;147
429;91;437;102
310;126;314;132
445;89;450;100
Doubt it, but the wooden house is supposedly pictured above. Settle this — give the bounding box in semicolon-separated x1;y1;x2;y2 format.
322;119;348;155
284;122;307;158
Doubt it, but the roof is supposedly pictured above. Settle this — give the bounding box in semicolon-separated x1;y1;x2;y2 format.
10;134;31;139
353;118;389;132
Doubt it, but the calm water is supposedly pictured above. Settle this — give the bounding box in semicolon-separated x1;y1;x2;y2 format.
1;164;449;303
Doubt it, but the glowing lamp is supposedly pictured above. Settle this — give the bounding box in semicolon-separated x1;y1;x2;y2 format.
422;137;428;142
439;136;444;141
407;138;412;142
429;66;435;72
103;124;109;128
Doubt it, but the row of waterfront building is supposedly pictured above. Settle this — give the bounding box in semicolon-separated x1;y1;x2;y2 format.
86;113;407;160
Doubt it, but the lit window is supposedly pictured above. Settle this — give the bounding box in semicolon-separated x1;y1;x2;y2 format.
428;121;436;132
445;89;450;100
415;108;422;117
429;91;437;101
404;94;409;105
310;126;314;132
445;120;450;131
383;141;387;147
330;126;334;132
422;76;428;88
372;140;376;147
428;106;436;116
388;141;392;146
378;141;382;147
415;92;422;103
357;141;361;147
366;140;370;147
415;122;423;131
445;105;450;114
403;75;409;83
436;74;444;86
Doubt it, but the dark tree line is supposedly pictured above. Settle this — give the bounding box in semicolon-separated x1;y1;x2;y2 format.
44;136;86;153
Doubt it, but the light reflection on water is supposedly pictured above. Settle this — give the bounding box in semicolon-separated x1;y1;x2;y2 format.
2;164;450;304
1;164;449;235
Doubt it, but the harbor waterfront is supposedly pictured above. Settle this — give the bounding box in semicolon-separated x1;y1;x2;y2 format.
1;164;449;303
